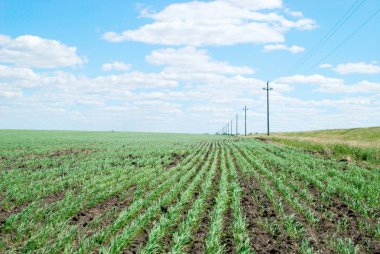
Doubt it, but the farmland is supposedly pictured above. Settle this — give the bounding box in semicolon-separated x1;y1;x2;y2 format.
0;130;379;253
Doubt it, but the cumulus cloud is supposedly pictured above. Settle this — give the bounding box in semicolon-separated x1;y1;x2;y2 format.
0;35;87;68
263;44;305;53
102;61;131;71
284;8;303;18
146;47;254;74
318;62;380;74
276;74;380;94
0;65;39;80
95;71;179;89
0;83;22;98
2;46;379;133
103;0;316;46
317;80;380;94
319;63;332;69
220;0;282;10
333;62;380;74
275;74;343;85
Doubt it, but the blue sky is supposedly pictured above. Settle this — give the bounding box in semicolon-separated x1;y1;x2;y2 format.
1;0;379;133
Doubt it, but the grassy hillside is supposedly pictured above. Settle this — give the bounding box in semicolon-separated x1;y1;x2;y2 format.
259;127;380;166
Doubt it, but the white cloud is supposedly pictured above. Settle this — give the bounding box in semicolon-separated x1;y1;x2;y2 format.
317;80;380;94
319;63;332;69
275;74;343;85
276;74;380;94
103;0;316;46
94;71;179;89
0;65;39;80
2;46;379;133
146;47;254;74
318;62;380;74
263;44;304;53
333;62;380;74
0;83;22;98
284;8;303;18
102;61;131;71
0;35;87;68
220;0;282;10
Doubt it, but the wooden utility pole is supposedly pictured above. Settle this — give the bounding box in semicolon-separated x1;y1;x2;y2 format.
242;106;248;136
235;114;238;135
263;81;273;136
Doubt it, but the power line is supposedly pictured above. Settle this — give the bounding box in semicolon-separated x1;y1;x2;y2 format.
305;7;380;73
289;0;366;74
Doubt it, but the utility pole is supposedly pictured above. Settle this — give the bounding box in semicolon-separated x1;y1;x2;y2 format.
242;105;248;136
227;123;229;135
236;114;238;135
263;81;273;136
230;120;233;135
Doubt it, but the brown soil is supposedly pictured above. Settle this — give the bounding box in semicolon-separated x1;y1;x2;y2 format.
186;145;221;253
221;151;234;253
221;206;235;253
165;153;186;170
18;149;94;161
239;144;379;253
257;144;380;252
1;191;65;228
42;191;66;206
236;147;329;252
255;137;279;146
238;170;299;253
306;184;380;253
50;149;94;157
71;187;136;228
0;203;29;228
123;144;214;253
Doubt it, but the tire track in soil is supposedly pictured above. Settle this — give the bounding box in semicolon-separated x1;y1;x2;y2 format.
123;143;215;253
186;143;221;253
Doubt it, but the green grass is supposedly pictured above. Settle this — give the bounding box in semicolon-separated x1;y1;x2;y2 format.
259;127;380;166
275;126;380;144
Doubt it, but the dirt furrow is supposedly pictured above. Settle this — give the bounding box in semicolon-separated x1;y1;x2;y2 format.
186;144;221;253
123;143;214;252
1;191;65;228
71;187;137;229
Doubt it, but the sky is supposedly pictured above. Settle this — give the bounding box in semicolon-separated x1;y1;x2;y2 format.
0;0;380;134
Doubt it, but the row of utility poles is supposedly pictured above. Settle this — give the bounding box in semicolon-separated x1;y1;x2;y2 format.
219;81;273;136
